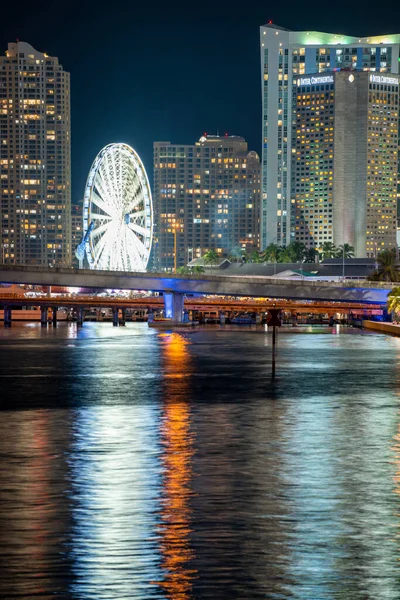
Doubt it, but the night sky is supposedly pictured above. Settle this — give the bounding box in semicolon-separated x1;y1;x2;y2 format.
2;1;400;202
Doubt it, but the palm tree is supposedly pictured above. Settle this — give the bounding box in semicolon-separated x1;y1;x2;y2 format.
280;241;307;263
387;287;400;315
260;243;282;263
367;248;400;282
336;244;355;259
228;246;245;262
320;242;338;260
248;250;263;263
303;248;319;263
203;249;220;272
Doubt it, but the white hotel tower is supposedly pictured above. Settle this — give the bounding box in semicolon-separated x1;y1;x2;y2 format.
260;23;400;249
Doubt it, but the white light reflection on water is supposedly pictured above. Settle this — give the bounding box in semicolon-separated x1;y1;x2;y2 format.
68;405;163;599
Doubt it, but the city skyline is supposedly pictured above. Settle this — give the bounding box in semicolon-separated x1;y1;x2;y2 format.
3;2;400;204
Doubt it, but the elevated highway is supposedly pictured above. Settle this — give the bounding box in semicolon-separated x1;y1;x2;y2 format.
0;264;393;304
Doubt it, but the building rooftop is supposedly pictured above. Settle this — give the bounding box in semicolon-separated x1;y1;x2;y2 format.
260;24;400;46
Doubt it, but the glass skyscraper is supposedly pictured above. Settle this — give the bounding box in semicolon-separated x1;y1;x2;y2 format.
260;23;400;250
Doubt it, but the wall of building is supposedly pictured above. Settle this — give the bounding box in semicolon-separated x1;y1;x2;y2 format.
333;72;369;257
0;41;71;267
260;24;400;250
153;136;261;271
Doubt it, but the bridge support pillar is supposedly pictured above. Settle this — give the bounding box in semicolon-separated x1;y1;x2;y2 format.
3;305;11;326
164;292;184;323
76;307;84;327
112;307;119;327
52;306;58;327
40;305;48;326
119;308;126;326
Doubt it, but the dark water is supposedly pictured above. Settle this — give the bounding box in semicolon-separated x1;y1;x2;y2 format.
1;323;400;599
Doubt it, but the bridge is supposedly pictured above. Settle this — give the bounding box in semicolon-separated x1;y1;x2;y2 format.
0;264;392;323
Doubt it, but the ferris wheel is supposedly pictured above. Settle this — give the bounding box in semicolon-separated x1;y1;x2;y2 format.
82;143;153;272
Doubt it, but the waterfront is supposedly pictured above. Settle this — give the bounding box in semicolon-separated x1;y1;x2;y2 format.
1;323;400;599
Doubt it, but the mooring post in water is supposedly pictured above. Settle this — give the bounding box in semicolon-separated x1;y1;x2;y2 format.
272;325;277;376
268;308;281;377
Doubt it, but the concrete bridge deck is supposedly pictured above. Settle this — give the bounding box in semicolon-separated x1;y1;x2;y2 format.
0;264;393;304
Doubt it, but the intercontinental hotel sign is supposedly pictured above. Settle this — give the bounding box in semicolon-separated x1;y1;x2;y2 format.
369;74;399;85
297;75;334;86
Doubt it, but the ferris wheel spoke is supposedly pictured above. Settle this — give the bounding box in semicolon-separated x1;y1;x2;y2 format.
93;177;114;216
126;226;147;262
130;209;146;219
90;211;112;221
99;168;116;212
108;150;121;209
125;186;144;214
126;228;144;269
121;230;132;271
92;221;112;238
91;188;114;218
98;161;118;211
92;223;114;267
127;221;148;238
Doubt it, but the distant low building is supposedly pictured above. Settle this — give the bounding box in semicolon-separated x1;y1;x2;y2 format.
185;257;377;281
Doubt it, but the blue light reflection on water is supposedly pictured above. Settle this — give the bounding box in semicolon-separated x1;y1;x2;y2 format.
1;324;400;598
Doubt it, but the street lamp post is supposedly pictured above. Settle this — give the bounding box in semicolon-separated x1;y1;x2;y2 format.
172;222;182;273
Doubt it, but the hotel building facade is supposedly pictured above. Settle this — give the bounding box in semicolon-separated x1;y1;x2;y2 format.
0;41;71;266
260;24;400;251
153;135;261;271
294;71;398;256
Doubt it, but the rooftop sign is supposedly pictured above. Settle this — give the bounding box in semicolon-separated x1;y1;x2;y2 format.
369;74;399;85
297;75;334;86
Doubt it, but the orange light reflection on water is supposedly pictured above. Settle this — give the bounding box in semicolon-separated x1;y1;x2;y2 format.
154;333;197;598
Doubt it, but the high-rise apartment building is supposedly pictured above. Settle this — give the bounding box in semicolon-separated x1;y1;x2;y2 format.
71;204;83;268
294;71;399;256
153;135;261;271
260;24;400;249
0;41;71;266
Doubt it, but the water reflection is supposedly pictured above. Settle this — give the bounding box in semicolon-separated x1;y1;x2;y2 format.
69;405;163;599
0;409;73;598
155;333;196;598
1;326;400;598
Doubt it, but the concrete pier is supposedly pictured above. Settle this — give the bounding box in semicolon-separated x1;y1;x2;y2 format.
164;292;184;323
40;306;48;326
363;320;400;336
3;305;11;326
76;307;84;327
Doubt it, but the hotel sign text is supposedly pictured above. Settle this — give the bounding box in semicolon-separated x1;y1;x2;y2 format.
297;75;334;86
369;74;399;85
